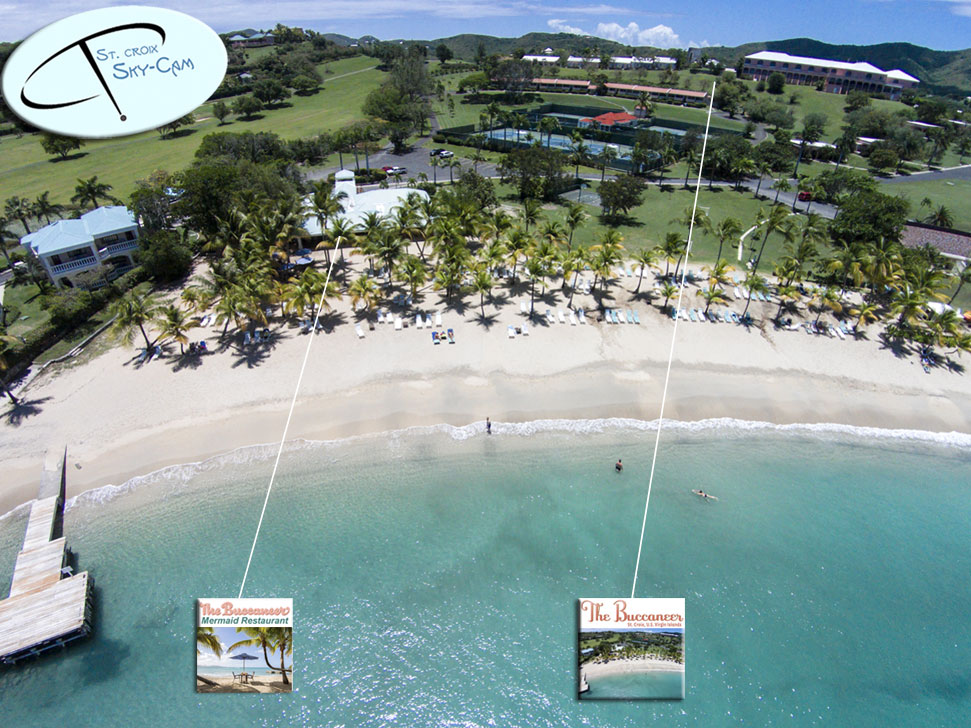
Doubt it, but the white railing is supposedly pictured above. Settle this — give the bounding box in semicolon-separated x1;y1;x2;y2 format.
99;239;138;255
50;257;97;274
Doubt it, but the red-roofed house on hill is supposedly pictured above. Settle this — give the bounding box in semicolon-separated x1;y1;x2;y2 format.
578;112;639;130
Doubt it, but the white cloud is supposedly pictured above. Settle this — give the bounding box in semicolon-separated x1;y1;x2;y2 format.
687;40;711;49
594;21;681;47
942;0;971;16
547;18;587;35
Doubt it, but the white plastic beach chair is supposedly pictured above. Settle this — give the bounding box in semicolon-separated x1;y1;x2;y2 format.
416;314;423;329
243;331;251;345
521;322;529;336
435;312;442;327
734;287;742;300
546;309;555;324
569;311;577;325
626;309;634;324
689;309;697;322
578;308;586;324
507;325;516;338
633;310;640;324
355;323;364;339
377;310;385;324
394;316;403;331
558;309;566;324
521;301;528;314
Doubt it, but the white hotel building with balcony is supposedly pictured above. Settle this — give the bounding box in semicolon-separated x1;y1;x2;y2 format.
742;51;919;100
22;206;140;289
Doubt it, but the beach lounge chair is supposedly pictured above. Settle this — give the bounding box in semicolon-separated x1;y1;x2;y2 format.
394;317;403;331
569;311;577;325
254;330;263;344
243;331;251;346
432;331;440;344
447;328;455;344
521;322;529;336
355;324;364;339
416;314;423;329
834;325;845;340
435;312;443;327
681;308;690;322
688;309;697;322
136;348;149;364
546;309;555;324
507;325;516;338
670;308;677;320
377;310;385;324
731;311;740;323
625;309;633;323
613;309;622;324
840;323;851;336
733;287;742;300
521;301;528;314
558;309;566;324
633;310;641;324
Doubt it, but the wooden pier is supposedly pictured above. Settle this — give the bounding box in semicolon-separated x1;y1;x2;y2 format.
0;450;93;664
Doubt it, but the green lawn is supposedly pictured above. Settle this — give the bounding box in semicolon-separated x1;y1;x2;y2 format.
2;282;49;337
502;182;800;271
0;56;383;205
882;177;971;233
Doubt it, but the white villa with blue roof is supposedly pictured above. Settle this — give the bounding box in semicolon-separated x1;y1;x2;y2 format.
21;206;140;289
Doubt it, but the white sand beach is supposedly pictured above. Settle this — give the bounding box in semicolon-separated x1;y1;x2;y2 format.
196;675;292;693
3;255;971;513
582;656;685;680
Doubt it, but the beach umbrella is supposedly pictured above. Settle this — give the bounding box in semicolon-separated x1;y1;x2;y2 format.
229;652;260;673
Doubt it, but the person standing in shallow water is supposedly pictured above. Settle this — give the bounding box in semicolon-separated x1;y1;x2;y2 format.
615;459;623;472
486;417;491;435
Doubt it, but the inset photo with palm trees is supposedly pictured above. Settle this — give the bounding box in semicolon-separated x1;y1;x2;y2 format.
196;598;293;693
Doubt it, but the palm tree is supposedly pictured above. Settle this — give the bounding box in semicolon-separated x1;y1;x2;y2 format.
4;196;34;233
109;290;160;352
538;116;561;147
429;155;441;184
598;145;618;182
849;301;880;329
471;267;494;318
569;137;589;179
0;216;17;269
682;148;699;189
71;176;118;210
318;218;357;267
702;286;729;315
212;288;245;337
703;259;735;290
773;283;801;324
752;161;772;198
375;231;405;288
399;254;427;297
348;273;380;315
731;156;756;191
524;256;546;316
925;204;954;228
752;205;794;274
0;334;22;404
631;248;659;292
772;177;792;205
33;191;65;224
949;264;971;304
712;217;743;262
564;203;587;250
228;627;290;684
659;232;686;280
810;286;843;325
659;282;679;313
156;304;196;354
741;272;768;317
521;198;542;234
561;246;588;304
195;626;222;687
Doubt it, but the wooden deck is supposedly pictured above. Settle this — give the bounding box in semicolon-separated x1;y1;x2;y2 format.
0;451;92;664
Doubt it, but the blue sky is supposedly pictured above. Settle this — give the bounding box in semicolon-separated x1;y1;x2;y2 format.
4;1;971;50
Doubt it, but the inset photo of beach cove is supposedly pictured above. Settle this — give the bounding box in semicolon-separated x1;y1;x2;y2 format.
579;628;685;700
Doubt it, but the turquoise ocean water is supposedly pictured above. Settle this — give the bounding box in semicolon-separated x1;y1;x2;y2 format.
0;419;969;727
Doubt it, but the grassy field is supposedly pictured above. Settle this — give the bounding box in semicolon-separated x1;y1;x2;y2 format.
882;177;971;233
500;182;799;271
0;55;383;205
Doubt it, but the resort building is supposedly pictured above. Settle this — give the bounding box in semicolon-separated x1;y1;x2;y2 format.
529;79;707;105
226;31;274;48
742;51;919;100
302;169;429;238
523;55;676;70
21;206;140;289
578;111;639;130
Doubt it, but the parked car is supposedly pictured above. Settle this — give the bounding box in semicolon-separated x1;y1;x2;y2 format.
381;165;394;172
438;150;454;158
797;190;812;201
387;166;407;175
429;148;445;156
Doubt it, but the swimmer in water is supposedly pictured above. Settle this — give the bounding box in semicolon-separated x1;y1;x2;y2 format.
615;459;623;472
